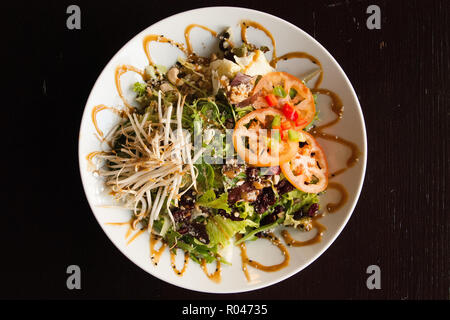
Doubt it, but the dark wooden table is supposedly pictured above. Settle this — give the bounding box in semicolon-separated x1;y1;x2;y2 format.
2;0;448;300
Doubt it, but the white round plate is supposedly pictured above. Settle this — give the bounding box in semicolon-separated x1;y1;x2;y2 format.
78;7;367;293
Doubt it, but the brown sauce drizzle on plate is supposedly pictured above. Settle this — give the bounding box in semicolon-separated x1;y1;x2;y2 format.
243;50;261;73
273;51;324;89
105;220;145;244
201;259;221;283
170;250;190;276
105;220;132;227
326;182;349;213
240;20;277;66
281;218;327;247
142;34;187;65
91;104;123;139
237;232;290;281
85;151;106;169
311;88;343;128
310;88;361;177
114;65;145;111
126;229;145;245
311;130;360;177
149;234;168;266
184;24;217;55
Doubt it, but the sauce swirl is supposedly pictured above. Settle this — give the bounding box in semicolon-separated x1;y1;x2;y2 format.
142;34;187;65
281;218;326;247
127;229;145;245
201;259;221;283
243;50;261;73
86;151;106;169
310;88;361;177
91;104;123;139
114;65;145;111
237;232;290;281
184;24;217;55
170;250;190;276
273;51;324;89
105;220;145;244
149;234;168;266
240;20;277;67
326;182;349;213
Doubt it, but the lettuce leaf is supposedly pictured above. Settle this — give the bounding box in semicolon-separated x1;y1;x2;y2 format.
283;214;312;230
281;189;319;215
206;215;258;248
164;230;218;264
197;189;231;213
234;218;282;245
223;172;246;190
279;189;319;229
133;82;147;97
195;161;216;192
234;200;255;219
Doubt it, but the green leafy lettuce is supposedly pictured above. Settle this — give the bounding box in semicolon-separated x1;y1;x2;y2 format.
279;189;319;228
197;189;231;213
194;161;216;192
133;82;147;97
165;230;218;264
206;215;258;248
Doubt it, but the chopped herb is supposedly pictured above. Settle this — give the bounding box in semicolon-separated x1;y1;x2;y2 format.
273;85;287;98
289;88;297;99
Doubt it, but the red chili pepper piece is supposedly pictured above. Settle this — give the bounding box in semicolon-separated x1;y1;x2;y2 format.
282;103;298;121
265;94;278;107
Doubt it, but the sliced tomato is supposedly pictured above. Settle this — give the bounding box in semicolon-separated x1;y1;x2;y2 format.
280;132;329;193
233;108;298;167
251;72;315;129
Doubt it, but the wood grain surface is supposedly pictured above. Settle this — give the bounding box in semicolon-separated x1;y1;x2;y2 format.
2;0;448;299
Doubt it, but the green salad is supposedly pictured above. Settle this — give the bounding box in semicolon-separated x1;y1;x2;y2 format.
92;27;327;266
